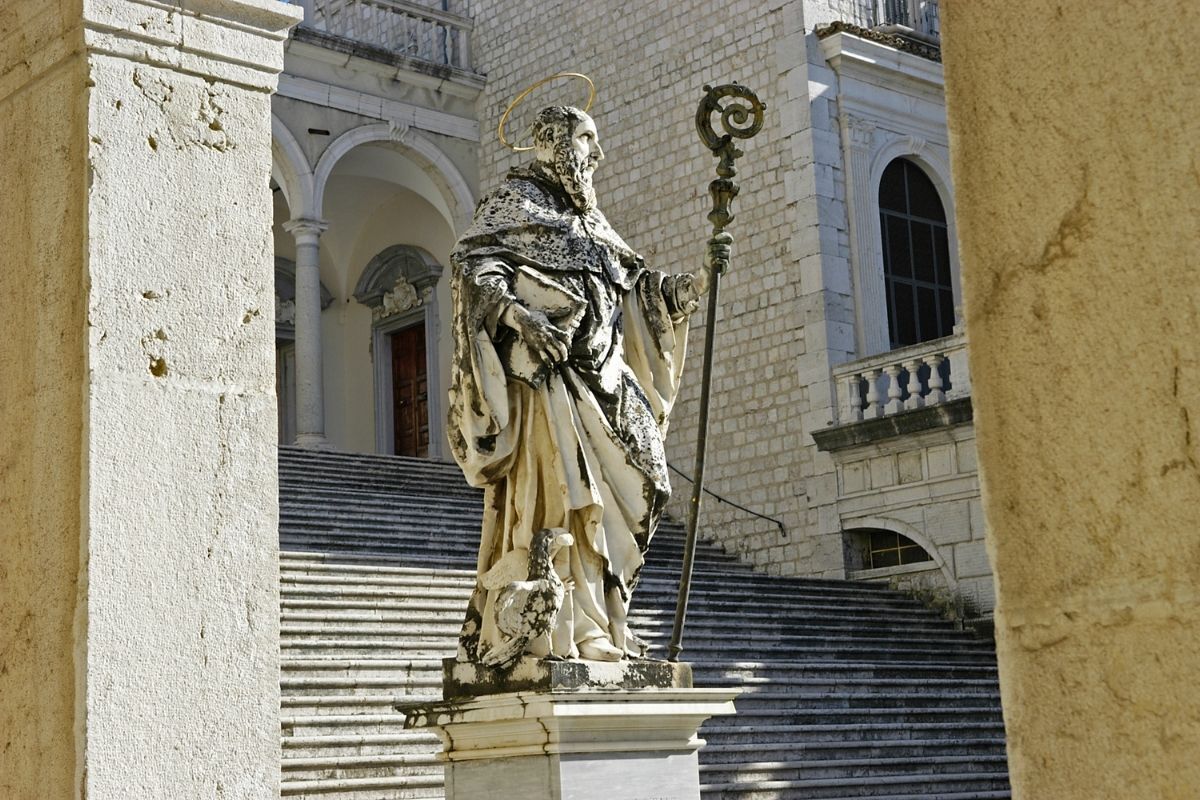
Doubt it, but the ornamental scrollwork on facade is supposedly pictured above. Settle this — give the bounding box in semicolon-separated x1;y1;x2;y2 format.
373;276;421;320
275;294;296;326
846;116;876;150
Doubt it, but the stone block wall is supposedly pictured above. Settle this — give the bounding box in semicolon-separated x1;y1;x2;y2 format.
471;0;841;575
468;0;987;595
828;427;993;613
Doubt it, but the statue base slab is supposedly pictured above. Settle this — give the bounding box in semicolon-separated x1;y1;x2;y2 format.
403;685;741;800
442;656;692;699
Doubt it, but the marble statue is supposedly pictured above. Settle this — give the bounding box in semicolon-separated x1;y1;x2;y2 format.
477;527;575;667
448;104;729;664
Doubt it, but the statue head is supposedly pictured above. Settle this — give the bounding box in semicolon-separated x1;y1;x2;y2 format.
530;106;604;211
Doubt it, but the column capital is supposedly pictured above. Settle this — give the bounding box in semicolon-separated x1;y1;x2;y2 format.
283;217;329;242
843;114;876;151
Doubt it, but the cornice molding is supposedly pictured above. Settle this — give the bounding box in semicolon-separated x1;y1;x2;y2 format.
815;21;941;63
82;0;302;91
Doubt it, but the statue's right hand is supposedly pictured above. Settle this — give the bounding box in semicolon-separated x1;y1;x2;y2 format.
504;303;571;365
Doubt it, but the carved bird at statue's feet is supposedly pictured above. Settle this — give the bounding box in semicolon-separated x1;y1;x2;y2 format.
479;527;575;669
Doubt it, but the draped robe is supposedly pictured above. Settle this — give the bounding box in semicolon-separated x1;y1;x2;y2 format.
448;164;692;660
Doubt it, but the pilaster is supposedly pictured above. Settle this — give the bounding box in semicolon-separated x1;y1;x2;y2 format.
0;1;302;797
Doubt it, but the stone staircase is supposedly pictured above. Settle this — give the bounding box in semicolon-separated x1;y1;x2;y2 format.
278;446;1011;799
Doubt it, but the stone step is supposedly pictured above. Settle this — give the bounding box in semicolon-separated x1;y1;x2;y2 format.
280;774;445;799
280;660;444;695
276;448;1009;799
281;623;460;641
277;590;939;625
698;772;1010;799
699;738;1009;764
283;607;463;622
276;626;987;656
700;793;1009;800
726;689;1002;710
280;534;745;573
277;591;941;630
282;732;439;759
281;643;457;660
699;721;1007;746
278;567;924;610
699;753;1010;782
281;693;440;717
280;514;733;561
279;552;475;575
692;660;997;682
282;752;441;783
714;707;1005;727
281;713;415;738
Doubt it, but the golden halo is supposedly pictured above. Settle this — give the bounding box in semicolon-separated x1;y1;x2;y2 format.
497;72;596;153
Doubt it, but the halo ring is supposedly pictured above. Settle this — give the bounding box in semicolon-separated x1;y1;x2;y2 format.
498;72;596;152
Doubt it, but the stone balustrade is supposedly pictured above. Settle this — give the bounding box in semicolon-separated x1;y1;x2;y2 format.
305;0;473;70
829;0;940;41
831;332;969;425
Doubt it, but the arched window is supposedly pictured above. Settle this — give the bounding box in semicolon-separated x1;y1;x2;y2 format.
844;528;933;571
879;158;954;348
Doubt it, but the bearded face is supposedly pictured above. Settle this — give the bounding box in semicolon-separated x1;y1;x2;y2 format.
551;133;598;212
530;107;603;212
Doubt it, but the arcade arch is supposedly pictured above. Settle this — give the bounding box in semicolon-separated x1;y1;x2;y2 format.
270;116;474;454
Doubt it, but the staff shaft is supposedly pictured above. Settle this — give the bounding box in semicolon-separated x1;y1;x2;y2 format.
667;244;723;663
668;82;762;663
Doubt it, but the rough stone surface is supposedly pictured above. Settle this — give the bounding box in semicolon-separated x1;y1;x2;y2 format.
0;5;87;798
0;1;300;797
442;656;693;699
942;2;1200;797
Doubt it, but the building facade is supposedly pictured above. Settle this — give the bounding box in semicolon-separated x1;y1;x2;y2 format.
272;0;994;616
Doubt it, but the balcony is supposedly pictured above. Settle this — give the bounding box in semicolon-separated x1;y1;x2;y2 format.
813;333;971;452
826;0;940;44
289;0;474;72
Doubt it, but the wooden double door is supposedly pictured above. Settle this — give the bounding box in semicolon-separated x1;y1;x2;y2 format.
390;324;429;457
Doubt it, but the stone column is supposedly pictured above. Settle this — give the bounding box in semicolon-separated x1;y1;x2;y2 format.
284;217;330;448
942;2;1200;797
0;1;301;798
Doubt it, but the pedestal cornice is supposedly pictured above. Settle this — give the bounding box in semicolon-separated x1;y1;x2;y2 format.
404;687;741;761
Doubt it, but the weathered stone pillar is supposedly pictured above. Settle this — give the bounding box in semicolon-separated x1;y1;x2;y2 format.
941;2;1200;797
284;217;329;448
0;1;301;798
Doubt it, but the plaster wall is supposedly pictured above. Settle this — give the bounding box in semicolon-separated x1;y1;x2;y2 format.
942;3;1200;796
280;179;454;454
0;3;87;796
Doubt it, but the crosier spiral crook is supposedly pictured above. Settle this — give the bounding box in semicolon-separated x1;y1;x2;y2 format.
695;83;766;152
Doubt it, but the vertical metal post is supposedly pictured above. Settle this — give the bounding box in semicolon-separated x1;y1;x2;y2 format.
668;84;765;663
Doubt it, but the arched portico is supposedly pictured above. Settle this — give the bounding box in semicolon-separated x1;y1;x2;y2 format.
313;123;475;232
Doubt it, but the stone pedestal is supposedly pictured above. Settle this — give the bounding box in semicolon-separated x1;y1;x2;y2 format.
405;659;739;800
